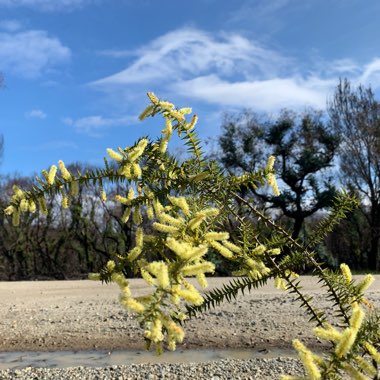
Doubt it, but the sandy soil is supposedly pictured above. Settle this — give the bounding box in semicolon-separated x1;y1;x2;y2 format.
0;276;379;354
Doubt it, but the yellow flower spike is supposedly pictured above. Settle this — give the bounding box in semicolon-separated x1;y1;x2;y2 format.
335;327;356;358
188;214;206;231
119;164;132;178
128;139;149;162
266;155;276;171
169;110;185;123
158;212;184;228
267;173;280;196
147;261;170;289
12;209;20;226
101;190;107;202
127;188;135;200
115;195;130;205
341;363;368;380
4;205;15;215
127;246;142;262
146;205;154;220
153;222;179;234
201;208;220;217
292;339;321;380
167;196;190;216
340;263;352;284
178;107;192;115
158;101;174;110
133;207;142;225
122;297;145;313
251;244;266;256
182;262;215;277
150;318;164;343
204;232;230;241
138;104;154;121
70;181;79;197
121;208;131;223
177;283;203;305
20;199;29;212
275;276;287;290
152;199;164;216
354;355;377;377
221;240;242;254
357;274;375;294
131;163;142;178
163;119;173;136
364;342;380;364
12;185;24;200
47;165;57;185
147;92;159;105
135;228;144;247
165;238;191;259
186;114;198;131
268;248;281;256
38;197;48;215
159;139;168;154
107;148;123;162
58;160;71;181
210;240;234;259
350;303;365;331
140;268;155;286
196;273;208;288
313;325;341;342
61;195;69;209
106;260;116;272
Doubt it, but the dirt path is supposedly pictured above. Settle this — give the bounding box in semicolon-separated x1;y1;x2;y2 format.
0;276;378;353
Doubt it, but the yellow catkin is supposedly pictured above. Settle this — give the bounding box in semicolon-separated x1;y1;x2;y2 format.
293;339;321;380
107;148;123;162
341;363;368;380
146;205;154;220
28;200;36;213
182;262;215;277
153;222;178;234
267;173;280;196
4;205;14;215
122;297;145;313
133;207;142;225
354;355;377;377
357;274;375;293
335;328;356;358
58;160;71;180
364;342;380;364
147;92;159;105
186;114;198;131
158;212;184;228
275;277;287;290
222;240;242;254
70;181;79;197
138;104;154;121
101;190;107;202
20;199;29;212
121;208;131;223
127;247;142;262
340;263;352;284
61;195;69;209
210;240;234;259
12;209;20;226
266;155;276;171
47;165;57;185
204;232;230;241
38;197;48;215
313;325;341;342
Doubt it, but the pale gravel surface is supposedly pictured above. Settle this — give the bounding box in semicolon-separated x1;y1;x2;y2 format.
0;276;378;379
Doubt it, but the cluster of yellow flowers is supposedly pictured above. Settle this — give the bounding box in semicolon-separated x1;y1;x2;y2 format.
282;264;379;380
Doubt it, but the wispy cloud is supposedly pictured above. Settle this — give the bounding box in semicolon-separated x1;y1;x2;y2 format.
0;29;70;78
0;0;96;11
89;26;380;113
91;27;285;87
63;115;135;137
25;109;47;119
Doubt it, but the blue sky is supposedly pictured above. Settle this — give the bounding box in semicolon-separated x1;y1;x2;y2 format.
0;0;379;176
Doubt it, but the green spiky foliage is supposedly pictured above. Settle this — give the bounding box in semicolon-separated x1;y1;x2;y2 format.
4;93;379;378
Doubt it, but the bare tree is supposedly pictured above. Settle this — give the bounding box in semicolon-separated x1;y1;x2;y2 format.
329;79;380;270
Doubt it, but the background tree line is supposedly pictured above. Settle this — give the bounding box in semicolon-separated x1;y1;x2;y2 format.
0;78;379;279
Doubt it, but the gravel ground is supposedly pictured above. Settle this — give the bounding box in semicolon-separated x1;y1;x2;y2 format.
0;276;378;379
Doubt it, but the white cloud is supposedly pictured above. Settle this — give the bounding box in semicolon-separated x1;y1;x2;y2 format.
0;0;95;11
91;27;285;87
0;30;70;78
63;115;135;136
26;109;47;119
171;75;333;111
90;26;380;113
